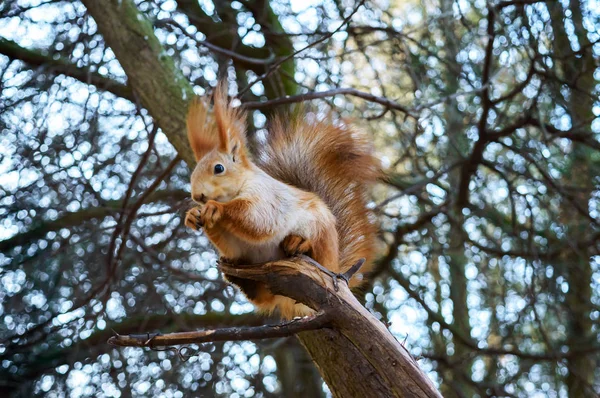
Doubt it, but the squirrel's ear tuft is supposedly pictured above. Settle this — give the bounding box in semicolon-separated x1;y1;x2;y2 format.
186;83;247;162
186;96;219;161
212;81;247;154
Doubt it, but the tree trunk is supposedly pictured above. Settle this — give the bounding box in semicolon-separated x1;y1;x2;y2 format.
548;2;596;395
274;340;324;398
81;0;196;167
438;0;475;394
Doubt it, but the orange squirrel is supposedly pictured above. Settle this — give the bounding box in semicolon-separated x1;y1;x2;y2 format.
184;83;379;318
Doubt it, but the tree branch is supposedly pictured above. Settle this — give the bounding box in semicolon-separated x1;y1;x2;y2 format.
176;0;297;98
157;18;277;66
108;310;331;347
243;87;415;116
107;255;442;397
0;189;188;253
238;0;365;99
0;38;133;101
7;312;267;383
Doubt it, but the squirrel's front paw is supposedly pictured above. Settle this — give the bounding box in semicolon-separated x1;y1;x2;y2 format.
281;234;312;256
185;207;203;231
200;200;222;229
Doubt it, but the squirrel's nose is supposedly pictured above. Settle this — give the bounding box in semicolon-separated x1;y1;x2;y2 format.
193;194;206;203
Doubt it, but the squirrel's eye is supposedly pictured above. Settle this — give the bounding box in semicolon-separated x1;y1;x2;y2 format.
214;164;225;174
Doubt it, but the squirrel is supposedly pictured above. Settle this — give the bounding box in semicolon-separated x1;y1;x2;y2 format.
184;82;379;319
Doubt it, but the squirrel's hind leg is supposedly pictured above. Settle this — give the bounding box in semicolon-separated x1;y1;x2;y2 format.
281;234;313;256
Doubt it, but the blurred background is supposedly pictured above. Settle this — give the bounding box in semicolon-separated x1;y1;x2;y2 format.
0;0;599;396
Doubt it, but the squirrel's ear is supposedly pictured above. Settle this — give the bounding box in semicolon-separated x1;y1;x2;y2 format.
187;97;219;161
213;81;246;154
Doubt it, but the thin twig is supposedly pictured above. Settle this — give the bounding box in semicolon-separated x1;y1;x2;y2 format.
243;87;415;117
237;0;366;98
158;18;276;65
108;310;331;347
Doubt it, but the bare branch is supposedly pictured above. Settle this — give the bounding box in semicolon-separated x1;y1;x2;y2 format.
106;255;441;397
108;311;331;347
0;38;133;101
243;87;415;116
238;0;366;99
0;189;188;252
157;18;277;65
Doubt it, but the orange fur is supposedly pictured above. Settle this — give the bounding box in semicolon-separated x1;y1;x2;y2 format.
258;113;380;286
212;81;247;154
187;97;218;161
185;83;379;318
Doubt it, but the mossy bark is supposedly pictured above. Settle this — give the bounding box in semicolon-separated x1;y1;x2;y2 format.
81;0;196;167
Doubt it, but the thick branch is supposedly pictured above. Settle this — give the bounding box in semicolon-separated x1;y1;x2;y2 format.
222;258;440;397
176;0;296;98
176;0;273;69
158;18;276;66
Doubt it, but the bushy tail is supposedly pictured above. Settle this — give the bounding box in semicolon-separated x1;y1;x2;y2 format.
256;112;380;286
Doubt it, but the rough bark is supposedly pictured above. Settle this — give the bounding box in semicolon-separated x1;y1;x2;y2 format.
107;258;441;396
221;259;442;398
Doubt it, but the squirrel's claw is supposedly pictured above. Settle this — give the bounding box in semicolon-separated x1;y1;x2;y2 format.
185;207;203;231
185;202;223;231
200;200;222;229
